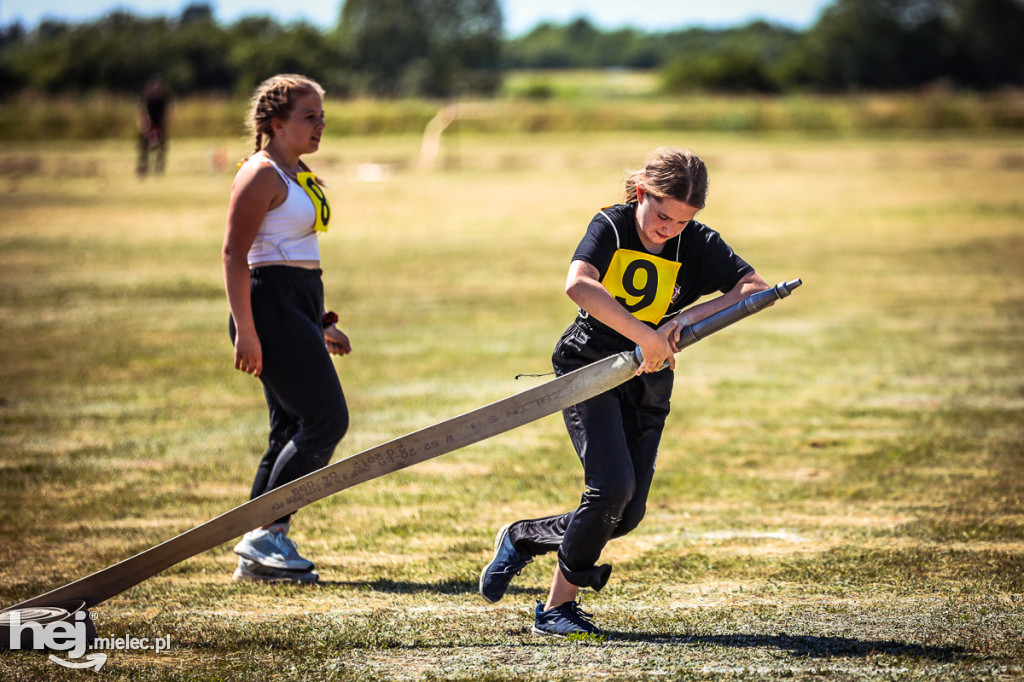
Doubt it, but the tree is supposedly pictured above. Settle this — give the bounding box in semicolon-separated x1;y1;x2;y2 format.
659;22;799;94
338;0;430;95
423;0;503;95
502;22;575;69
180;3;215;25
946;0;1024;87
228;17;340;96
662;47;782;94
790;0;953;90
337;0;502;97
0;23;27;93
783;0;1024;91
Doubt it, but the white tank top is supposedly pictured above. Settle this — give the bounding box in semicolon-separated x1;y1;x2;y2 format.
244;156;320;265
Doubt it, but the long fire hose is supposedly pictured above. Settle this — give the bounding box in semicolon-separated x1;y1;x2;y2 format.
2;279;801;646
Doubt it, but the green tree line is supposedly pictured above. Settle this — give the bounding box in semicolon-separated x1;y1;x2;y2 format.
0;0;502;98
507;0;1024;93
1;0;1022;99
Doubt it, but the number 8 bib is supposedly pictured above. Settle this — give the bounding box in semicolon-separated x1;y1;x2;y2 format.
297;172;330;232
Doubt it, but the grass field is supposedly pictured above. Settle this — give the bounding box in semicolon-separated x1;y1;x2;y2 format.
1;129;1022;680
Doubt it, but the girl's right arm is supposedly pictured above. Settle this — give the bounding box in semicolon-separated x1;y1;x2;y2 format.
222;162;281;377
565;259;676;374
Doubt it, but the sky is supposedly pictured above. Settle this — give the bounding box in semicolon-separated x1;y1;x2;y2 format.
1;0;833;36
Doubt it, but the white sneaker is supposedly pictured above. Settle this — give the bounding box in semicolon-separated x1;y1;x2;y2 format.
232;557;319;583
233;524;315;572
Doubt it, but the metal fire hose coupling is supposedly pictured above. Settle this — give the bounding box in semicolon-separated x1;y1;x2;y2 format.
634;278;803;364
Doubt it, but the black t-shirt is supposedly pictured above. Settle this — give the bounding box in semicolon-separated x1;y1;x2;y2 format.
571;203;753;334
145;94;167;129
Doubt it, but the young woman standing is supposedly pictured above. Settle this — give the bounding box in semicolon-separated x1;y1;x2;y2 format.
223;74;351;583
480;147;770;635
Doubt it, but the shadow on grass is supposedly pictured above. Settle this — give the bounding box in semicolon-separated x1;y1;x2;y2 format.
303;580;971;663
608;631;970;662
320;578;483;595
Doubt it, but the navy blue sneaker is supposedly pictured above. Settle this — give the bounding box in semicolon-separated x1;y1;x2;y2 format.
479;523;533;603
532;599;603;637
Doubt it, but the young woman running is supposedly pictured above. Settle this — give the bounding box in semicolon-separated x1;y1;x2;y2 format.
223;74;351;583
480;147;769;635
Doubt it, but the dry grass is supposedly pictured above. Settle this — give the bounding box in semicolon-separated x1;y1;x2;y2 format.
3;87;1024;142
1;129;1022;679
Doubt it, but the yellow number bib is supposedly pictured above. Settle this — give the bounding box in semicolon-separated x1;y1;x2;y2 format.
297;172;330;232
602;249;681;324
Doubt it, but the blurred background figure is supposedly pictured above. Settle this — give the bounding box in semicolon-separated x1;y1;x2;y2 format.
137;75;169;177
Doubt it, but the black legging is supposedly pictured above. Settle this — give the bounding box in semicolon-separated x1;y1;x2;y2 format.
230;265;349;523
508;319;672;590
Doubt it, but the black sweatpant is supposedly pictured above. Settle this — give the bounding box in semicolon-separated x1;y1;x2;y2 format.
508;319;672;590
230;266;349;524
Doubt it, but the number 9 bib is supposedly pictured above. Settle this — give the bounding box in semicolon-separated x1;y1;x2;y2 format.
601;249;681;324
